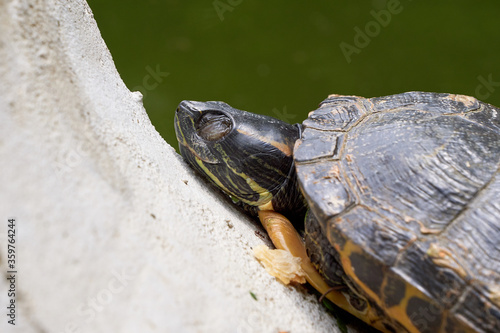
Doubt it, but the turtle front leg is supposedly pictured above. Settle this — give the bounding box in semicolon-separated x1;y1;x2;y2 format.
257;210;390;333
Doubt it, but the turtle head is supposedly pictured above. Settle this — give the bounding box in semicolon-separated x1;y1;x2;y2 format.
175;100;306;218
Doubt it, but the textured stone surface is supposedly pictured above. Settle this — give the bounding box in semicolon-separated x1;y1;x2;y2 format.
0;0;340;332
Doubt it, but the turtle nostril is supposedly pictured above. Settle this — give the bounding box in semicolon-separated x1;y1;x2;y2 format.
177;100;201;116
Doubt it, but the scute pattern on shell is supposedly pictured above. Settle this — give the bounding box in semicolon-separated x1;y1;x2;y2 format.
296;92;500;333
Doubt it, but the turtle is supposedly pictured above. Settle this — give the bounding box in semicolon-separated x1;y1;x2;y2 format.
174;91;500;333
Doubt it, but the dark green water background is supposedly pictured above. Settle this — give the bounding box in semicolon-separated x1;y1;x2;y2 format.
87;0;500;150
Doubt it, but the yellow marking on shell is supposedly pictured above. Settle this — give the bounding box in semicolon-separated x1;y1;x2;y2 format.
236;128;292;156
327;93;363;99
418;221;442;235
334;241;384;314
490;286;500;308
427;243;468;280
403;216;413;223
447;94;477;108
337;239;436;333
329;164;341;180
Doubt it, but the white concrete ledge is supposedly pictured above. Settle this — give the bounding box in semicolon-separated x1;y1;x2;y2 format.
0;1;342;332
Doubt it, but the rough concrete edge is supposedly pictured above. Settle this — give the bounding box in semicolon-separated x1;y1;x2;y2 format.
0;1;342;332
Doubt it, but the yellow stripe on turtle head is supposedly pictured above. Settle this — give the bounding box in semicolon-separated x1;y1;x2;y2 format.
194;155;273;207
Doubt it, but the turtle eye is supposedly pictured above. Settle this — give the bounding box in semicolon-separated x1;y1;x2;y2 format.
196;111;233;141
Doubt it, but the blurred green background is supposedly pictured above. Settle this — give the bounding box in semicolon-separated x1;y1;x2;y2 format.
87;0;500;150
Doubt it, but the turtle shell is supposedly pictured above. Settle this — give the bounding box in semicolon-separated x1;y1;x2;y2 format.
294;92;500;333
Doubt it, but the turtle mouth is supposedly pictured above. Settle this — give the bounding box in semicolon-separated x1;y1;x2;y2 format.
176;100;235;141
175;102;220;164
177;100;201;112
177;100;232;120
